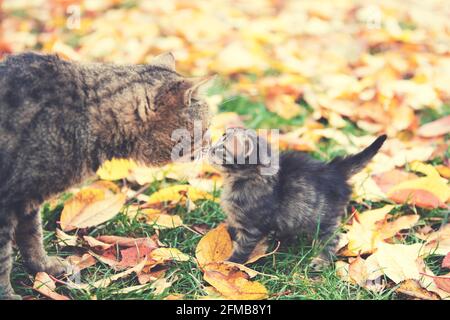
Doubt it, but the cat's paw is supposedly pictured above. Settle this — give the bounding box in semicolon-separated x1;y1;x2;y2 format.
226;253;248;265
43;256;70;276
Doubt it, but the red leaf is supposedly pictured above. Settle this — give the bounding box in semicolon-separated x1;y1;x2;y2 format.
443;252;450;269
418;116;450;138
389;189;447;209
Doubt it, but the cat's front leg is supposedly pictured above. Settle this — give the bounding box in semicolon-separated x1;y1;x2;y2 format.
15;209;68;276
0;215;21;300
227;227;264;264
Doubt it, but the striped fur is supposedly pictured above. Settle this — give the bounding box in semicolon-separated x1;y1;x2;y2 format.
0;52;210;299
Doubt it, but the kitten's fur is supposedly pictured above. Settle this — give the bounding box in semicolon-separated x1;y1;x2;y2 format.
210;129;386;265
0;52;210;299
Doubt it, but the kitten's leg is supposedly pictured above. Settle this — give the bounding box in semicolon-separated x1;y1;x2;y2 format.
0;215;20;300
228;227;264;264
16;209;68;276
310;222;340;270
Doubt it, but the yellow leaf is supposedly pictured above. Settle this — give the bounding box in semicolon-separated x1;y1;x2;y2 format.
96;158;137;181
378;215;420;240
60;186;126;231
266;94;302;120
371;242;423;284
346;205;395;255
147;185;215;205
195;224;232;266
387;162;450;206
203;263;268;300
146;213;183;229
151;248;190;262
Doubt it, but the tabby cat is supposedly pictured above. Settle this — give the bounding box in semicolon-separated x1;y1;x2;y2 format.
209;128;386;266
0;52;211;299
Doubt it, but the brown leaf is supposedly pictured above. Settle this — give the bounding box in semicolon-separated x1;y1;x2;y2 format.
96;235;159;249
66;254;97;271
33;272;70;300
396;280;440;300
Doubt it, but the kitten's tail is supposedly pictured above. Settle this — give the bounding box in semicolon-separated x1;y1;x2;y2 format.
329;134;387;177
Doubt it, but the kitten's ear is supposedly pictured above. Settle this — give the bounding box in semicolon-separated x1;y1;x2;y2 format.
183;75;216;107
226;129;255;158
152;52;176;71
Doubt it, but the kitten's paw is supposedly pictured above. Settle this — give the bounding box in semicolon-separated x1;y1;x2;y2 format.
309;256;331;271
44;256;70;276
0;288;22;300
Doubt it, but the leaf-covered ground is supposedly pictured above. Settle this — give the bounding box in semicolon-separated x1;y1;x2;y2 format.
1;0;449;300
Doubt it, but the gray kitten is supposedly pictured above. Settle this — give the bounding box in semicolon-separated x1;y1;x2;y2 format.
0;52;211;299
209;128;386;265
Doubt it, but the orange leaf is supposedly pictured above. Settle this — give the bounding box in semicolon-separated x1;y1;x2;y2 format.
389;189;447;209
195;223;232;266
417;115;450;138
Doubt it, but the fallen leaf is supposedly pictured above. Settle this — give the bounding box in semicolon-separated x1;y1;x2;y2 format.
203;263;268;300
151;248;190;262
33;272;70;300
371;242;423;284
66;254;97;271
70;259;146;290
96;158;137;181
55;229;78;247
83;236;113;250
417;115;450;138
60;186;126;231
443;253;450;269
146;212;184;229
196;223;232;266
348;256;369;286
345;205;395;255
96;235;159;249
147;184;215;205
396;280;440;300
387;161;450;209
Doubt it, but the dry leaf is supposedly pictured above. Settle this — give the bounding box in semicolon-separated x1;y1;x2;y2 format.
147;184;215;205
96;158;137;181
417;116;450;138
66;254;97;271
196;223;232;266
33;272;70;300
55;229;78;247
203;263;268;300
396;280;439;300
371;242;423;284
146;213;183;229
60;186;126;231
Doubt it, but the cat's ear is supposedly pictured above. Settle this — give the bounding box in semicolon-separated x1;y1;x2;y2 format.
152;52;176;71
183;75;216;107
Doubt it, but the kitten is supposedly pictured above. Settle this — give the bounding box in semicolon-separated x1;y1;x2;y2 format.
209;128;386;265
0;52;211;299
